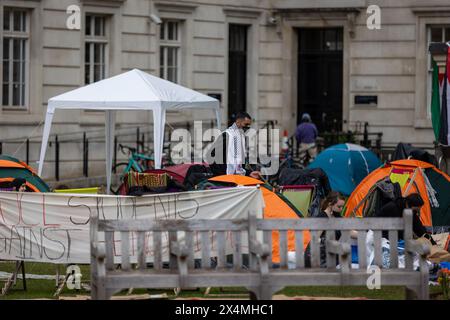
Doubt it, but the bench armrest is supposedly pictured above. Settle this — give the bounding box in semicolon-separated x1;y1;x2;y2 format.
170;241;190;287
250;239;271;258
326;240;351;256
405;239;430;257
170;241;189;258
91;243;106;260
249;239;271;275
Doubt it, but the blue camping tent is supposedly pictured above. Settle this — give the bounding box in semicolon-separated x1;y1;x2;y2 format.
308;143;382;196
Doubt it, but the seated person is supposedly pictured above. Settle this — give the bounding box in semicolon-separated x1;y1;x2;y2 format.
11;178;27;192
304;191;346;268
378;193;436;244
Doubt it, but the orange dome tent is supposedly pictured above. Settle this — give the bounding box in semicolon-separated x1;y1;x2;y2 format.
208;175;311;263
344;159;450;229
0;155;50;192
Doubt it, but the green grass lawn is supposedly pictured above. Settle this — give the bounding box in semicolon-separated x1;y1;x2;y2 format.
0;261;444;300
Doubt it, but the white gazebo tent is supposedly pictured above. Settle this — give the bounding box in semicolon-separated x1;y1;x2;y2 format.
37;69;221;193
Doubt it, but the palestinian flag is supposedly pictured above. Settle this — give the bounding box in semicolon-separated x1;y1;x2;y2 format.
438;46;450;145
431;58;441;140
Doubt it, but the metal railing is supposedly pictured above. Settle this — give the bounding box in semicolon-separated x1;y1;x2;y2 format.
288;121;385;160
0;123;191;181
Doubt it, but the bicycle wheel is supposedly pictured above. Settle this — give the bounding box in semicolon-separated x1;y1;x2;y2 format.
112;162;131;175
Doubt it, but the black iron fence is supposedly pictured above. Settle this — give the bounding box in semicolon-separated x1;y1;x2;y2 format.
287;121;396;162
0;124;176;181
2;119;433;181
0;120;262;181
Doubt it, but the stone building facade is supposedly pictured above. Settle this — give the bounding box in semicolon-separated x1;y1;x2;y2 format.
0;0;449;180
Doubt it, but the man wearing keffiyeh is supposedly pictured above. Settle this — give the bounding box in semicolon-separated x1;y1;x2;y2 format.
207;112;254;176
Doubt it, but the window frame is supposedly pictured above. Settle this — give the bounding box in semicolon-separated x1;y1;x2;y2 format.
1;7;30;110
84;14;109;85
159;19;181;84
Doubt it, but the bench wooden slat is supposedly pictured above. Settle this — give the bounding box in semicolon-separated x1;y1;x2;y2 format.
389;230;398;269
357;231;367;269
325;230;336;270
105;231;114;271
295;231;304;269
153;231;162;271
233;231;242;271
340;231;351;270
341;230;350;243
248;214;257;271
185;231;194;269
169;231;178;270
263;231;273;267
403;210;414;270
279;231;288;268
201;231;210;269
99;219;249;232
121;231;130;271
311;231;321;268
137;231;146;270
373;231;382;267
257;218;404;231
217;231;226;269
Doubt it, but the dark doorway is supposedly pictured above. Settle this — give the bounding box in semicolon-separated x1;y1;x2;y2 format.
297;28;343;133
228;24;248;126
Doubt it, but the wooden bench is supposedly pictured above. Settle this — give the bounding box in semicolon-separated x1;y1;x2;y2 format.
256;209;430;299
90;214;269;299
90;210;430;300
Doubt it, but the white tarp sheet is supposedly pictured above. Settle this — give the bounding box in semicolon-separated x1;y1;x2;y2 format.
0;187;263;264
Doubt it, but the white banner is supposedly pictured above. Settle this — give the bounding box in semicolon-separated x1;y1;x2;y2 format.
0;187;264;264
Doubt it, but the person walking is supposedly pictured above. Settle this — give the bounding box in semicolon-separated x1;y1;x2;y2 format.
295;113;318;162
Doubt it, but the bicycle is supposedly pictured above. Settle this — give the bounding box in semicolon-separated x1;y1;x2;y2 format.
112;143;154;176
111;144;174;194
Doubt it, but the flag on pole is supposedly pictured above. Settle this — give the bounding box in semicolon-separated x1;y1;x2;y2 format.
438;45;450;145
431;58;441;141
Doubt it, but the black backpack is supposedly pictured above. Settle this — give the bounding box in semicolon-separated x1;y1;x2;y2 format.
183;165;214;190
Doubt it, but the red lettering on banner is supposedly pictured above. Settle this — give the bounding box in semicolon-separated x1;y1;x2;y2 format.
17;193;39;227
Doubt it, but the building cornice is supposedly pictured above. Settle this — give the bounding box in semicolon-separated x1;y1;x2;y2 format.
223;7;262;19
80;0;126;8
272;0;365;11
411;6;450;14
154;1;197;14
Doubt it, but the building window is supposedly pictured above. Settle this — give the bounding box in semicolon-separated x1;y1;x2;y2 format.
2;8;28;108
85;14;108;84
159;20;180;83
427;26;450;118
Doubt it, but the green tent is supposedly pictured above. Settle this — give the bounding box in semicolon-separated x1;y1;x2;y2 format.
0;155;50;192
